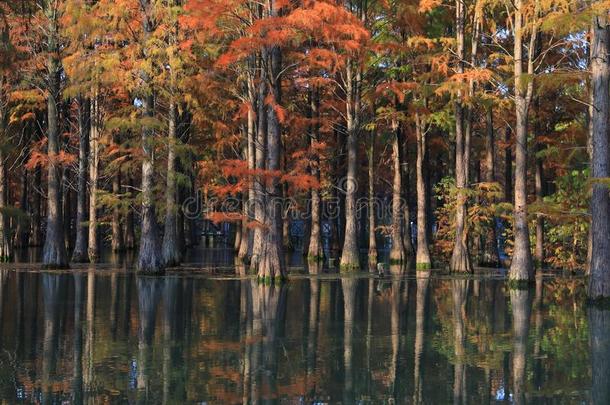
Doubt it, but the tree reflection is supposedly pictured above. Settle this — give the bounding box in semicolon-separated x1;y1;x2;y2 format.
588;306;610;404
413;273;430;405
510;288;531;405
136;277;162;404
452;279;469;405
341;277;356;404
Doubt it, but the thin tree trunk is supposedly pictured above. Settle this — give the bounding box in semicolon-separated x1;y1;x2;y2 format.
0;151;10;261
481;106;500;266
367;134;377;270
340;62;360;271
72;97;89;262
534;141;544;267
238;99;256;262
87;92;100;263
42;7;68;268
588;15;610;299
14;161;29;248
124;175;136;250
162;100;181;266
415;112;431;269
251;60;267;271
390;126;406;266
307;88;323;266
31;166;42;247
111;170;124;252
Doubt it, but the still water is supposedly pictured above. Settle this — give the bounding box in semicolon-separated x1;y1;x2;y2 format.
0;267;607;404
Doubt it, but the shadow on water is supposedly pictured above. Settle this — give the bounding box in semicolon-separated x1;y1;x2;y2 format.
0;258;605;403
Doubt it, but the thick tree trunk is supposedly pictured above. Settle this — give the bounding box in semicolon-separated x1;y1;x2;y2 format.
72;97;89;262
137;3;164;274
340;63;360;271
111;170;124;252
162;100;182;266
450;0;472;273
367;135;377;270
257;41;285;282
481;106;500;266
589;16;610;299
509;0;537;282
415;113;431;269
42;12;68;268
307;88;323;266
87;93;100;263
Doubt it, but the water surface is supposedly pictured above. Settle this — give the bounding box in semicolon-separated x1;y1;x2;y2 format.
0;268;607;404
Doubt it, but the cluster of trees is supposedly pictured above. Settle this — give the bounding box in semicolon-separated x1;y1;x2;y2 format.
0;1;609;297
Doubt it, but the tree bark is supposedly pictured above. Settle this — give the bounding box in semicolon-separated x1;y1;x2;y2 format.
72;97;89;262
237;97;256;262
31;166;42;247
588;15;610;299
42;6;68;268
0;150;11;261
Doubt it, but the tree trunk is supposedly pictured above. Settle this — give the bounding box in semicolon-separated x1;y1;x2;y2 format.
390;127;407;266
340;63;360;271
250;61;267;271
14;161;29;248
72;97;89;262
137;3;164;274
111;170;124;252
415;112;431;269
87;93;100;263
237;100;256;262
367;134;377;270
162;100;181;266
0;151;11;261
257;41;285;282
31;166;42;247
481;106;500;266
534;142;544;267
509;0;537;282
42;9;68;268
588;16;610;299
450;0;472;273
307;88;323;266
124;175;136;250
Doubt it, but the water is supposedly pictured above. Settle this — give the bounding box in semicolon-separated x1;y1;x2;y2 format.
0;267;607;404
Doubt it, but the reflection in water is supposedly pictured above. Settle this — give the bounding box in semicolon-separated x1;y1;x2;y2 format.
0;272;604;403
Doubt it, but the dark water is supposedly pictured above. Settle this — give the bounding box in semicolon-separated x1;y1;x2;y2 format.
0;268;607;404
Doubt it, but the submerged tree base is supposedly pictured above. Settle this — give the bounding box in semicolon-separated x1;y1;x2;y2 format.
339;262;360;272
257;274;287;285
307;254;324;264
41;263;70;270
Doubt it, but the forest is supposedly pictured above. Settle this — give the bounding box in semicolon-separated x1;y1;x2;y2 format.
0;0;609;300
